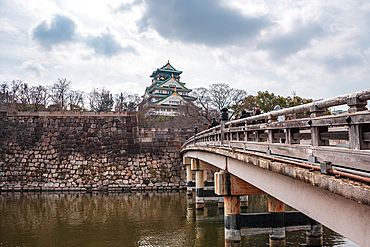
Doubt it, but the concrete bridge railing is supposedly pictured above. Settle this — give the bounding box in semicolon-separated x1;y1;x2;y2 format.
182;89;370;178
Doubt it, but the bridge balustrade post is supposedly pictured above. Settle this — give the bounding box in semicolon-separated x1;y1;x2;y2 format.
245;130;253;142
349;124;364;150
268;115;278;124
255;130;265;142
286;128;300;145
347;96;367;113
268;129;280;143
221;122;225;145
310;105;325;118
268;195;286;247
309;105;329;147
267;114;281;143
255;130;260;142
311;126;329;146
348;120;370;150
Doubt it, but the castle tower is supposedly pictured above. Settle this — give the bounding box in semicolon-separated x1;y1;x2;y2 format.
139;61;196;116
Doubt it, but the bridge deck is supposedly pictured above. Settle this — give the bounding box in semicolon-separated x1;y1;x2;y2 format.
181;89;370;246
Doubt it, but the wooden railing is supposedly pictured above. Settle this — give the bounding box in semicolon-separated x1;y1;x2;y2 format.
182;89;370;173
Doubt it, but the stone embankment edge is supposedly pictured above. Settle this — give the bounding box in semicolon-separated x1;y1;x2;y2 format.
0;182;186;192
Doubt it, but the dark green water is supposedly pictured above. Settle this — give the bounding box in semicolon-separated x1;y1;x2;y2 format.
0;192;360;247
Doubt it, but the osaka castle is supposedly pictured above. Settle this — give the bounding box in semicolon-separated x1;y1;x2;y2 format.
139;61;196;116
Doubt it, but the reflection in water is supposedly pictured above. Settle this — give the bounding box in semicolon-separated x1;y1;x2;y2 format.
0;193;360;247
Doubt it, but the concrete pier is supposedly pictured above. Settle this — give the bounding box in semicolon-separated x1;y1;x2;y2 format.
268;195;286;247
225;195;241;247
184;157;195;196
306;222;323;246
195;170;204;210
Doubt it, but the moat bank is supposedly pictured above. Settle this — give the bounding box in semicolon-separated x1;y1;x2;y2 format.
0;111;190;189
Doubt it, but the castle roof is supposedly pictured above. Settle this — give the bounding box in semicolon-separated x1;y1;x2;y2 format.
150;61;182;77
150;90;186;107
150;76;190;91
159;61;182;73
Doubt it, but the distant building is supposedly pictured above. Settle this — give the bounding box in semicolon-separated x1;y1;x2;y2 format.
331;109;348;115
138;61;196;117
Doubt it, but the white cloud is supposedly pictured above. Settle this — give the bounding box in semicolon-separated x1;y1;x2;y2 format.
0;0;369;102
32;14;77;50
85;26;137;57
20;60;47;77
0;18;22;35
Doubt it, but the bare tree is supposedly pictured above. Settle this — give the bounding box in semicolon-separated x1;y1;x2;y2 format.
50;78;71;110
29;85;49;111
1;80;26;111
188;84;248;122
89;87;114;112
16;81;31;111
0;82;10;110
2;80;50;111
67;90;85;111
207;83;248;118
228;88;248;118
114;92;141;112
10;79;24;108
209;83;233;111
185;87;218;125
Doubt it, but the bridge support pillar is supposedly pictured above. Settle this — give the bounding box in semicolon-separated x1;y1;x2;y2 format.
225;195;241;247
184;157;195;196
195;170;204;210
191;158;219;210
186;164;196;196
215;170;265;246
268;195;286;247
306;222;323;246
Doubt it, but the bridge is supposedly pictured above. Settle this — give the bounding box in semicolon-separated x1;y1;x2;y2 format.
181;89;370;247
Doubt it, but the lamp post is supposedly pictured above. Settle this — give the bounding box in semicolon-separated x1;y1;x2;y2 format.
221;108;228;145
194;126;198;146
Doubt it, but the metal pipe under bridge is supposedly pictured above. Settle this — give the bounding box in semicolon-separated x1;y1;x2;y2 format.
181;89;370;247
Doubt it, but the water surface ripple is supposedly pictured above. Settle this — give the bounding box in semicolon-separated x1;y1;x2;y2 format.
0;192;360;247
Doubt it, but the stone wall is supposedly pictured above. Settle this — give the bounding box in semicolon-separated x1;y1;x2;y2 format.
0;111;186;191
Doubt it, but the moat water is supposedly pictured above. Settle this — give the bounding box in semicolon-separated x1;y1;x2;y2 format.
0;192;360;247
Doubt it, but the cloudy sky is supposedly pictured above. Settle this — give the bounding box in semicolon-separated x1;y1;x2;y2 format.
1;0;370;101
